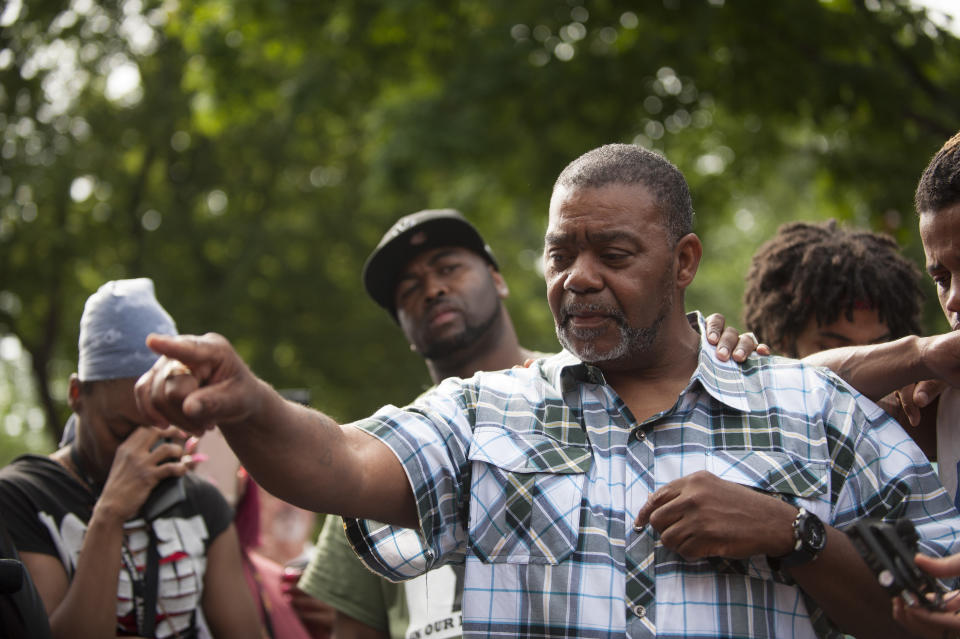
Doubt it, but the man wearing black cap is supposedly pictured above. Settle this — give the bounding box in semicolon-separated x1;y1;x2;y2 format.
362;208;540;384
299;209;540;639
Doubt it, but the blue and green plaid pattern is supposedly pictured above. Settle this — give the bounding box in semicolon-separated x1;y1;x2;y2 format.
344;313;960;638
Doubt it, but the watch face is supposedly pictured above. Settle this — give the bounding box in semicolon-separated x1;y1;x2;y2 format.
803;514;827;551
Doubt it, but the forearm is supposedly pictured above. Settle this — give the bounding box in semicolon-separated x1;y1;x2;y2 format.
788;526;912;638
49;505;125;639
803;335;928;400
219;378;417;527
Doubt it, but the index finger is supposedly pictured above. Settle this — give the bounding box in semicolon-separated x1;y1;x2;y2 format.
145;334;218;381
914;379;946;409
634;483;680;530
704;313;727;345
914;552;960;578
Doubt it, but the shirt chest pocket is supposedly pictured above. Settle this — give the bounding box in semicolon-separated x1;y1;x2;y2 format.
467;425;591;565
706;449;830;518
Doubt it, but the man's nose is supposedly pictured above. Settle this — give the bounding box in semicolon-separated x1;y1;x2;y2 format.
945;279;960;316
423;273;449;302
562;255;603;294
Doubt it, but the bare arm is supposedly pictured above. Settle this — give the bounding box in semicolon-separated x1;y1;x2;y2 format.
200;524;262;639
135;333;418;528
802;335;930;400
802;332;960;401
21;508;125;639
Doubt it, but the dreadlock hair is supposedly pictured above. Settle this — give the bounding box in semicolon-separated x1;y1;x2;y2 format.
554;143;693;244
916;132;960;215
743;220;923;358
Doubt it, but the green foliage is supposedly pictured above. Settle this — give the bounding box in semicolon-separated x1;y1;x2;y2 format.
2;0;959;454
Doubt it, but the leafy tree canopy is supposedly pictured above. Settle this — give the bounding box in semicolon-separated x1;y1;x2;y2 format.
2;0;959;461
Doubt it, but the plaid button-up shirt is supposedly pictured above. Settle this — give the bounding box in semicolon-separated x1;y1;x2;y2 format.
344;313;960;638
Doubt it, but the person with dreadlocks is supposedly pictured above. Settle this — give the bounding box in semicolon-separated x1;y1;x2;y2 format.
715;132;960;636
737;219;939;456
743;219;924;360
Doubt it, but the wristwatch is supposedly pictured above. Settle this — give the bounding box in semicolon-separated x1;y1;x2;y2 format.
769;507;827;570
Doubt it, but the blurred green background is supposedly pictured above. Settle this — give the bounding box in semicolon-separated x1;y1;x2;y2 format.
2;0;960;464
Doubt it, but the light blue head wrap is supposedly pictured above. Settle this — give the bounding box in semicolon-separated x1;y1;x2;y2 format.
77;278;178;382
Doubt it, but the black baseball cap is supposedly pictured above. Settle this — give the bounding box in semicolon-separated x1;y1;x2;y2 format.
362;209;499;320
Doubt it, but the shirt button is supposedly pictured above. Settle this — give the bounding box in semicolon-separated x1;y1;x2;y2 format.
634;430;646;442
632;604;646;618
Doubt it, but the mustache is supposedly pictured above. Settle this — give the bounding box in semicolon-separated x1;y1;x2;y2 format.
424;296;461;316
559;302;626;326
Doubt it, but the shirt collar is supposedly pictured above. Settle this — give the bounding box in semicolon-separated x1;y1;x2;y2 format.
544;311;752;413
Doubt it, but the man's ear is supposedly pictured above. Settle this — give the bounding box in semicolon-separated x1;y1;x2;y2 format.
674;233;702;290
67;374;82;412
490;267;509;299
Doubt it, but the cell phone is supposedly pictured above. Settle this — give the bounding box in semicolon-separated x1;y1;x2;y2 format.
848;518;945;610
140;438;187;521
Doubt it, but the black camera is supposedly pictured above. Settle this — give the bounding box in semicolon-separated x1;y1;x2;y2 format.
140;438;186;521
848;518;945;610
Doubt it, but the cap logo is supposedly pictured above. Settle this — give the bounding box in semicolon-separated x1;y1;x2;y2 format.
386;218;416;240
409;231;427;246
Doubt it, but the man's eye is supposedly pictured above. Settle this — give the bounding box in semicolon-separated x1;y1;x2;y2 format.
602;252;628;262
397;282;419;299
547;253;570;267
438;264;460;275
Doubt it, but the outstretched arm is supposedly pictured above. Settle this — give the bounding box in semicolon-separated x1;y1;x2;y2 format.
135;333;418;528
802;332;960;401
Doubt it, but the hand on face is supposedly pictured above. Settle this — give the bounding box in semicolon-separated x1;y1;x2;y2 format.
96;425;190;522
135;332;261;435
633;470;796;561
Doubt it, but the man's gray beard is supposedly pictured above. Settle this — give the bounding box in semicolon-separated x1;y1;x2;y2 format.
421;298;501;360
556;300;669;364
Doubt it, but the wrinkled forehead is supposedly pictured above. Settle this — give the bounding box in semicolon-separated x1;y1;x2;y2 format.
546;182;660;239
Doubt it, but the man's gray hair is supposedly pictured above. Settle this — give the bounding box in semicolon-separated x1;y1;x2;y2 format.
554;143;694;243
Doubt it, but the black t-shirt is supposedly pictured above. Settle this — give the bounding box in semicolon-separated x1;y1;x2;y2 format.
0;455;233;638
0;518;51;639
